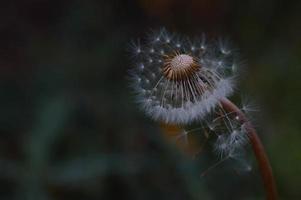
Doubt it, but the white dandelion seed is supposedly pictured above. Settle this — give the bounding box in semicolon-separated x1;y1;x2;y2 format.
229;129;248;147
241;96;260;113
214;134;231;158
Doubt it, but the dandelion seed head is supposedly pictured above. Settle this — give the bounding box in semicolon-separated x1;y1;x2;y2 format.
129;28;238;124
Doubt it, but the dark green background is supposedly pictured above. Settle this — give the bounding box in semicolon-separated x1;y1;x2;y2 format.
0;0;300;199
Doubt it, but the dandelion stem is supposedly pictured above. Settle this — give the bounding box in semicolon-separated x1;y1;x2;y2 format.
220;98;278;200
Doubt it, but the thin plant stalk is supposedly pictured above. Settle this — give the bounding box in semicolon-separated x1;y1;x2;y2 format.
220;97;278;200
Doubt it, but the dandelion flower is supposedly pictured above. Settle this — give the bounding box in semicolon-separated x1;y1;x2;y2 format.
129;29;236;124
128;28;278;199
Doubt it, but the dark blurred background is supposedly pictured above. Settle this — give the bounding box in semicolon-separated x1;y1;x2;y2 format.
0;0;300;199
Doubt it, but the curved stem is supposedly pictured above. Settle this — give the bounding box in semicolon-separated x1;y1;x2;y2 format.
220;98;278;200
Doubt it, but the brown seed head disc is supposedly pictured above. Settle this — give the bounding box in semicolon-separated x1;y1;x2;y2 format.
163;54;199;81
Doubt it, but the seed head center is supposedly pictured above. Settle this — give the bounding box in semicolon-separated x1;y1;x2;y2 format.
170;54;194;70
163;53;199;81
